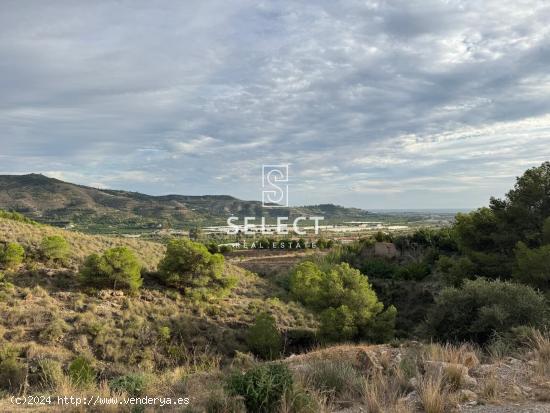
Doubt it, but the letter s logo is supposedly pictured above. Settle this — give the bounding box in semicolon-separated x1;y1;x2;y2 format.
262;165;289;207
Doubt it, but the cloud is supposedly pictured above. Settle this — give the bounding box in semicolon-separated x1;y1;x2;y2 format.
1;0;550;208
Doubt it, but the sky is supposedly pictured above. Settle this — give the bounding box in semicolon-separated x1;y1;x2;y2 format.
1;0;550;209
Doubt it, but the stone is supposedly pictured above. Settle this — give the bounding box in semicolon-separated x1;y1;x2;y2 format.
458;389;478;403
462;352;480;369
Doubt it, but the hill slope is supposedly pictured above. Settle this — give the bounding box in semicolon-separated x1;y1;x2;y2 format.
0;174;373;232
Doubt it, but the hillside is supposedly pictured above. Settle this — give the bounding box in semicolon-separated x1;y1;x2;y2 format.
0;218;548;412
0;174;374;233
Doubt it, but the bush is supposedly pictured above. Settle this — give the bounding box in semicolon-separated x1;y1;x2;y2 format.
80;247;142;292
436;255;476;287
0;242;25;269
41;235;70;264
0;357;26;393
514;241;550;290
319;305;357;341
423;278;548;343
109;373;147;396
158;238;235;296
226;364;293;413
289;261;395;342
37;359;64;390
68;356;95;387
395;261;431;281
246;313;282;360
39;318;70;344
301;359;363;400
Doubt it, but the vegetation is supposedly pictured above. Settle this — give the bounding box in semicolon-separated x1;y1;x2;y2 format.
80;247;143;292
246;312;282;360
158;238;236;297
226;364;293;413
68;356;96;387
423;278;547;343
289;261;396;342
0;162;549;411
0;242;24;269
41;235;70;264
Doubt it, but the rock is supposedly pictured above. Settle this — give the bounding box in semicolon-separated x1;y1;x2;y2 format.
463;375;478;389
506;357;522;367
470;363;496;378
510;384;523;398
424;360;468;377
463;352;480;369
534;388;550;402
458;389;478;403
356;350;382;372
398;390;421;410
424;360;477;389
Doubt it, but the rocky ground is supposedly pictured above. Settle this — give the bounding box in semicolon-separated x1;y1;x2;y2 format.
285;342;550;413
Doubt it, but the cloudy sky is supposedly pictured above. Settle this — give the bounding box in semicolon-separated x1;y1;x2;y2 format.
1;0;550;209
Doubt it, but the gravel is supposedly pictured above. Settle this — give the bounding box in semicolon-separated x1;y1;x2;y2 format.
464;403;550;413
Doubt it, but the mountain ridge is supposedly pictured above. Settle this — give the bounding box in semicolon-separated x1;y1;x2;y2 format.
0;173;373;232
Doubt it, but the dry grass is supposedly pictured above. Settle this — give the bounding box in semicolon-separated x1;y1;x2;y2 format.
0;218;165;270
423;342;480;368
443;363;465;391
362;368;412;413
417;373;448;413
528;329;550;377
481;371;500;402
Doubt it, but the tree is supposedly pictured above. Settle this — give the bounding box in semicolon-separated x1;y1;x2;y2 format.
319;305;357;341
246;313;282;360
423;278;547;344
514;241;550;291
41;235;70;264
80;247;142;292
289;261;324;308
0;242;25;269
436;255;477;287
158;238;234;296
289;261;395;342
490;161;550;248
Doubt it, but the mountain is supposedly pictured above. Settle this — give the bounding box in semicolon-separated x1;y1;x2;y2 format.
0;174;373;232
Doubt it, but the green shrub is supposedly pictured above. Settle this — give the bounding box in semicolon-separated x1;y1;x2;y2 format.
80;247;142;292
396;261;431;281
437;255;476;287
289;261;395;342
68;356;95;387
246;313;282;360
319;305;357;341
0;242;25;269
423;278;548;343
301;359;363;400
514;241;550;290
0;209;37;225
289;261;324;308
37;359;64;390
226;364;293;413
109;373;147;396
158;238;235;296
360;258;397;279
0;359;26;391
39;318;70;344
0;357;27;393
41;235;70;264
